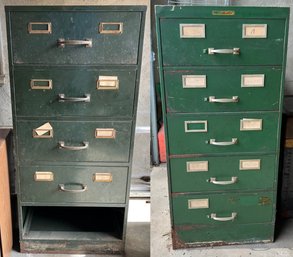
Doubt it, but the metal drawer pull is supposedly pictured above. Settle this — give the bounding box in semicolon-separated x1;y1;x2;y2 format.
59;183;87;193
207;48;240;55
58;94;90;103
57;38;92;48
209;138;238;146
210;212;237;221
209;177;238;185
208;96;239;103
58;141;89;151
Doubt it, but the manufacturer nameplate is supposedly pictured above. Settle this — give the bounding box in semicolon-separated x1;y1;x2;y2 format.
243;24;267;38
241;74;265;88
239;159;261;170
188;199;209;209
212;10;235;16
187;161;208;172
182;75;206;88
34;171;54;181
240;119;262;131
180;24;205;38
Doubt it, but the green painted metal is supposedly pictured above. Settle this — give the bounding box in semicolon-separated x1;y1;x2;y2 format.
160;18;285;66
173;223;274;247
156;5;289;248
164;67;283;113
170;154;277;193
16;120;132;163
14;67;137;118
167;112;279;155
9;10;141;65
172;191;275;225
20;166;128;204
6;5;146;254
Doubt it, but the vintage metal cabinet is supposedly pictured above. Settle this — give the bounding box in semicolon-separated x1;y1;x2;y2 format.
156;6;289;248
6;6;145;254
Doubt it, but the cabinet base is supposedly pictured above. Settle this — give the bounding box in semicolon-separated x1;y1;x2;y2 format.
20;240;124;254
172;223;274;249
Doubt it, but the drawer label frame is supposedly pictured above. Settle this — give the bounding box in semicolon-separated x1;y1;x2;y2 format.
241;74;265;88
30;79;53;90
242;24;268;38
33;122;53;138
186;161;208;172
97;76;119;90
28;22;52;34
93;173;113;183
99;22;123;34
34;171;54;182
239;159;261;170
240;119;263;131
184;120;208;133
180;24;205;38
95;128;116;139
182;75;207;88
188;199;209;209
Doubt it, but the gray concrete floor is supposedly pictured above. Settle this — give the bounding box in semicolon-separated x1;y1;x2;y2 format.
151;165;293;257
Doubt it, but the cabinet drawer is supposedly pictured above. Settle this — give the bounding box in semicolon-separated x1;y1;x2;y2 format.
170;155;277;193
160;18;285;66
173;223;273;248
8;9;142;65
164;67;282;113
167;112;279;155
20;166;128;204
14;67;137;118
172;192;275;225
16;120;132;163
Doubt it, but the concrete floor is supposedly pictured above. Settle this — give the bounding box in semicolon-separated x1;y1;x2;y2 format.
151;165;293;257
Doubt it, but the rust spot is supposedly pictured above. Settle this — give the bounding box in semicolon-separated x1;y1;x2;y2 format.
259;197;272;205
172;228;188;249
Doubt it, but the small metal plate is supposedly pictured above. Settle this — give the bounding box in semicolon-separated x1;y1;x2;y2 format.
34;171;54;181
184;120;208;133
30;79;53;90
93;173;113;183
28;22;52;34
180;24;205;38
242;24;267;38
188;199;209;209
95;128;116;139
241;74;265;88
239;159;261;170
97;76;119;90
99;22;123;34
182;75;206;88
240;119;262;131
186;161;208;172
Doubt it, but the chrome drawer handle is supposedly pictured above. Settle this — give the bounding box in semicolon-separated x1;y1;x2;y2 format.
57;38;92;48
58;94;90;103
207;48;240;55
210;212;237;221
209;138;238;146
208;96;239;103
59;183;88;193
58;141;89;151
209;177;238;185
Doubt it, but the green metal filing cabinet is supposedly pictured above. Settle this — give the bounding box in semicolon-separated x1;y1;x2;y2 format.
156;6;289;248
6;6;145;254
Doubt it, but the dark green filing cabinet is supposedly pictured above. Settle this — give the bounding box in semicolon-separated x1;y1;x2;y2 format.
6;6;145;254
156;6;289;248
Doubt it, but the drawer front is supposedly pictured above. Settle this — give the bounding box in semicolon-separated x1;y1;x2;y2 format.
14;67;137;118
170;155;277;193
167;112;279;155
173;223;273;247
160;18;285;66
164;67;282;113
9;11;141;65
172;192;275;225
16;120;132;163
20;166;128;204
